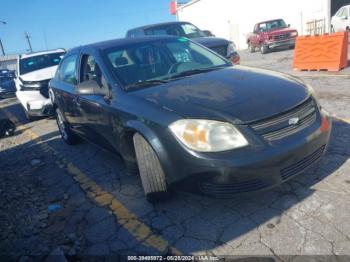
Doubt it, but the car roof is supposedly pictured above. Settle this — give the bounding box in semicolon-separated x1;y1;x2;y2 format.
19;48;66;59
127;21;192;32
257;19;285;24
67;35;181;54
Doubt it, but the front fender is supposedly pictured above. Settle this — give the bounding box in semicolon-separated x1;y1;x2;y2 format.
124;119;177;183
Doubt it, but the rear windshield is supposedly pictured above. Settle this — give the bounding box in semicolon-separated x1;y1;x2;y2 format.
144;23;205;39
103;38;230;89
259;19;287;32
19;52;65;75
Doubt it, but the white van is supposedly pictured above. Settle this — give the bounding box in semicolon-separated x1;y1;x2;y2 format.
15;49;65;120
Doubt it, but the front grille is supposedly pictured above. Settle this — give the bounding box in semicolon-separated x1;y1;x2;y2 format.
274;33;291;41
200;179;269;197
281;145;325;181
210;45;228;57
250;98;317;141
21;79;50;98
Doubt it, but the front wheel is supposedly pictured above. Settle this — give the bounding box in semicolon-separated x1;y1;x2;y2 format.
56;108;78;145
260;44;269;54
133;133;170;203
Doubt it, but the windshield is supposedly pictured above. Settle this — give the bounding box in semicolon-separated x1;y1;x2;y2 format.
19;52;65;75
258;19;287;32
103;38;230;89
144;23;205;39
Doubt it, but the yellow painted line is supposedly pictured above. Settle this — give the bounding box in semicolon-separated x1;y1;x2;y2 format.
2;108;181;255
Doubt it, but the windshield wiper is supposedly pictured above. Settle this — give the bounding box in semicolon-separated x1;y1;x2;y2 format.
125;79;169;90
165;66;226;80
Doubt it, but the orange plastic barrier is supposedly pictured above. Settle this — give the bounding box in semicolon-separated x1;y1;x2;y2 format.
293;31;348;71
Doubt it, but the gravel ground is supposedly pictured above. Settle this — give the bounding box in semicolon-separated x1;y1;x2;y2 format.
0;46;350;261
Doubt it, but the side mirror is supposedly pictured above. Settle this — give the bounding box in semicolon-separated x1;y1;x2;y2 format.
202;30;215;37
288;24;291;27
76;80;107;96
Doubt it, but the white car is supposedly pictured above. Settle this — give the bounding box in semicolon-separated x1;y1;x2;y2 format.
331;5;350;32
15;49;65;120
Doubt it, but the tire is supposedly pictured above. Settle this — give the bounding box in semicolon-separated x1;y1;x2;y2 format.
24;110;36;122
260;44;269;54
133;133;169;203
248;42;255;53
56;108;78;145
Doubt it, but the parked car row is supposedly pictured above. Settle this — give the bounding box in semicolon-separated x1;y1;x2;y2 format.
47;35;331;202
4;19;332;202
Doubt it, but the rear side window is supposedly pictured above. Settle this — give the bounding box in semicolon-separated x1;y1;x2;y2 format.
57;54;78;85
127;29;145;38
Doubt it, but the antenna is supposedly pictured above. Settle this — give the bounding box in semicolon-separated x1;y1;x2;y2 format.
24;31;33;53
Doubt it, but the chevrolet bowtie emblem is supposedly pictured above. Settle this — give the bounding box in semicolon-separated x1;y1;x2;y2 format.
289;117;300;125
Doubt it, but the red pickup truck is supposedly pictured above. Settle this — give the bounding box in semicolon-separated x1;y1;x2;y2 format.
247;19;298;54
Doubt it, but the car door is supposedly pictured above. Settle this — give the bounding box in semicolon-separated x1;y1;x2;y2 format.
250;24;259;47
51;53;81;129
75;50;115;151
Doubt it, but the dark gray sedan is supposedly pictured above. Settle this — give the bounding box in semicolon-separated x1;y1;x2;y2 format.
49;36;331;202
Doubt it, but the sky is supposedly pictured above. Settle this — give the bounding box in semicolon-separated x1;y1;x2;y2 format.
0;0;176;55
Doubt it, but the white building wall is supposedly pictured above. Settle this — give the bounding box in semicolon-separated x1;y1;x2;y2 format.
177;0;330;50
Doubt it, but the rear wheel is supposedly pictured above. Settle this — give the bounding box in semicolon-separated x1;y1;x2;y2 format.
56;108;78;145
248;42;255;53
133;133;169;203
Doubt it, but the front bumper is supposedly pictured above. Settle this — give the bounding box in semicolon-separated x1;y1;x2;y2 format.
16;90;54;117
267;38;296;49
160;111;331;197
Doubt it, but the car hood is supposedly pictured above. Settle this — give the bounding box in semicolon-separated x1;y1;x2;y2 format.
267;27;297;35
132;66;309;124
19;65;58;82
192;37;229;48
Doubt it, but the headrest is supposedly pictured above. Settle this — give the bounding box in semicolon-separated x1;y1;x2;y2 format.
114;57;128;66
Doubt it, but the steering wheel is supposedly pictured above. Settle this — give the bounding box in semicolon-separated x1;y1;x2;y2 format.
167;62;183;74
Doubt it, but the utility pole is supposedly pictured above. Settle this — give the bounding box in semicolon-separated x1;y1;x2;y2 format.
0;20;6;55
24;31;33;53
0;39;5;56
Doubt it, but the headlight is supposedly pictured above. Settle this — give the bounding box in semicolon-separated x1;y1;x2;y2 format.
169;119;248;152
227;42;237;57
291;31;298;37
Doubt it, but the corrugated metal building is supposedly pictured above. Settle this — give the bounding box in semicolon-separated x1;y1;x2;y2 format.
176;0;347;50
